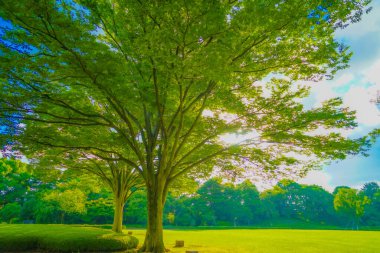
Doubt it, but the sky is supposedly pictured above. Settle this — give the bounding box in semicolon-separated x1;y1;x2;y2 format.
297;1;380;192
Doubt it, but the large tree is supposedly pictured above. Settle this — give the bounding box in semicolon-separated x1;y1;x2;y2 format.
0;0;375;251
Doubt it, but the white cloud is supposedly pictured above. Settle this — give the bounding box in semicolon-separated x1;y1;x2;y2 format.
219;131;260;144
298;170;334;192
308;59;380;128
343;85;380;126
307;126;355;138
363;58;380;85
306;0;380;129
335;2;380;39
308;73;355;107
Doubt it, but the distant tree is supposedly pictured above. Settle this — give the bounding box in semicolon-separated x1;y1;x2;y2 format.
299;185;336;224
85;190;114;224
0;158;38;207
333;186;351;196
125;191;148;225
361;183;380;226
0;202;21;223
35;150;142;232
166;212;175;225
259;194;280;223
260;184;286;222
361;182;379;199
32;172;103;224
190;178;263;226
235;180;261;225
43;188;87;223
334;188;370;229
171;196;196;226
260;180;337;225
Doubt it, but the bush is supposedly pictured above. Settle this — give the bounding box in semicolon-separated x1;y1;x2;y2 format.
9;217;20;224
0;203;21;223
0;224;138;252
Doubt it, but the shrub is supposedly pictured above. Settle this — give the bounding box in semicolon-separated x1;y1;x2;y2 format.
0;224;138;252
0;203;21;223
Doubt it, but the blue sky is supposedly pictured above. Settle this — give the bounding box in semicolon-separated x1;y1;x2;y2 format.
298;1;380;192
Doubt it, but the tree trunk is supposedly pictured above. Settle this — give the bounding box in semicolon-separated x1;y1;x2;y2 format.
140;182;166;253
355;216;360;230
60;212;65;224
112;196;125;233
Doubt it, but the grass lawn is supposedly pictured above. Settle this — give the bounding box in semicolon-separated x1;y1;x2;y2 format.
0;224;138;252
1;225;379;252
129;228;380;253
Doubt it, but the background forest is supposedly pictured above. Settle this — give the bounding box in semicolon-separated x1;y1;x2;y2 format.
1;157;379;229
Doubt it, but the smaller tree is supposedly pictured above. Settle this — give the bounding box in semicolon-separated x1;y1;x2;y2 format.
333;186;351;196
234;180;261;225
334;188;370;230
361;183;380;226
85;190;114;225
0;202;21;223
0;158;38;207
361;182;379;199
34;150;142;232
34;173;101;224
43;188;87;224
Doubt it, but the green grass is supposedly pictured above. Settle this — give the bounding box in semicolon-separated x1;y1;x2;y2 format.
128;228;380;253
0;224;138;252
1;225;379;252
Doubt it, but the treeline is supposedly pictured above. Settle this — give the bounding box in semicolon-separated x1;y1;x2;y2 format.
1;158;379;229
159;179;379;229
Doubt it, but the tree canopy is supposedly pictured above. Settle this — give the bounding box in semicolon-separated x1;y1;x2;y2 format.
334;188;370;229
0;0;375;251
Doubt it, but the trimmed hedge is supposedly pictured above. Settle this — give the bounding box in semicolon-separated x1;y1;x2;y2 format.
0;224;138;252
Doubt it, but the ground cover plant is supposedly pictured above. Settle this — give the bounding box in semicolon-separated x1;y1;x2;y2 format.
0;224;138;252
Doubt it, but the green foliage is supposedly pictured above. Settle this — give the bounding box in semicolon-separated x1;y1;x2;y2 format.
45;189;87;214
0;0;373;187
1;160;380;230
42;188;87;223
361;182;379;199
334;188;370;229
0;158;36;207
0;202;21;223
333;186;351;195
125;191;148;225
261;180;336;223
85;190;114;224
166;212;175;225
362;187;380;226
0;224;138;252
32;173;104;223
34;199;61;224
